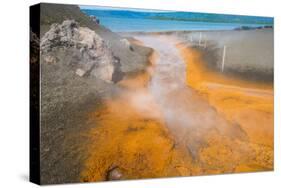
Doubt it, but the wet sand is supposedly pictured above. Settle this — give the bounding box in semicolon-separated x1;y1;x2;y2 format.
80;33;273;182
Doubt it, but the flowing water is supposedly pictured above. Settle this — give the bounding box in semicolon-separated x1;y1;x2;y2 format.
132;35;271;173
81;35;273;181
134;35;249;158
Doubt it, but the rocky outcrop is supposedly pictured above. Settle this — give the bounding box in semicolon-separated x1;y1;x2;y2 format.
41;20;115;82
40;4;153;77
38;4;153;184
90;15;100;24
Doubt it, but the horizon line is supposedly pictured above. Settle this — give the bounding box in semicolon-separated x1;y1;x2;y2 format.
79;5;174;13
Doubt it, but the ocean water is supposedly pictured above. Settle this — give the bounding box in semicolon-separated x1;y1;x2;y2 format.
97;17;264;32
81;8;273;32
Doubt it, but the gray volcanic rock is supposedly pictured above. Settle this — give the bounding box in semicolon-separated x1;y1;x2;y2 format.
41;20;115;82
39;21;118;184
106;167;123;181
40;4;153;76
90;15;100;24
38;4;153;184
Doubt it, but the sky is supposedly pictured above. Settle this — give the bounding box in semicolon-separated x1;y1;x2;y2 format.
79;5;173;12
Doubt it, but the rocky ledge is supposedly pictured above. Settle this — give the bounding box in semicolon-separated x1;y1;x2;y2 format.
41;20;120;82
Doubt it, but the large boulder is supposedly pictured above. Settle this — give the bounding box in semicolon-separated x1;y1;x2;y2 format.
41;20;115;82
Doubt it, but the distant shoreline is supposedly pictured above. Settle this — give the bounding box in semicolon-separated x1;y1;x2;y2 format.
81;7;273;33
118;27;273;35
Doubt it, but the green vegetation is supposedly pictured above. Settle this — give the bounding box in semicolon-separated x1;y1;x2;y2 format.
149;16;273;25
40;3;101;36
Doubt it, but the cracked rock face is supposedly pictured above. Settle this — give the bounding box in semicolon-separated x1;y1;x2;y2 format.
41;20;115;82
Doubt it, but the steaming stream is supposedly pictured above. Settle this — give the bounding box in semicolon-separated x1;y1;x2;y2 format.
81;35;273;181
134;35;248;158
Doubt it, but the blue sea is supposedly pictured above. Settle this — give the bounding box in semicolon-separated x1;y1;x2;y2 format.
81;7;273;32
92;17;267;32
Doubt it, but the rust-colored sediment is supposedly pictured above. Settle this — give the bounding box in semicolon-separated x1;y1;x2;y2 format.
80;42;273;182
80;52;196;182
177;44;273;171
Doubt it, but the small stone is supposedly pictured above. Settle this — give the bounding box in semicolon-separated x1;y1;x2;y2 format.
120;39;131;49
44;55;56;64
106;167;123;181
75;68;86;77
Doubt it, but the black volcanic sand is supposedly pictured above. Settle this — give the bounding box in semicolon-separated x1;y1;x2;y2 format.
36;3;153;184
